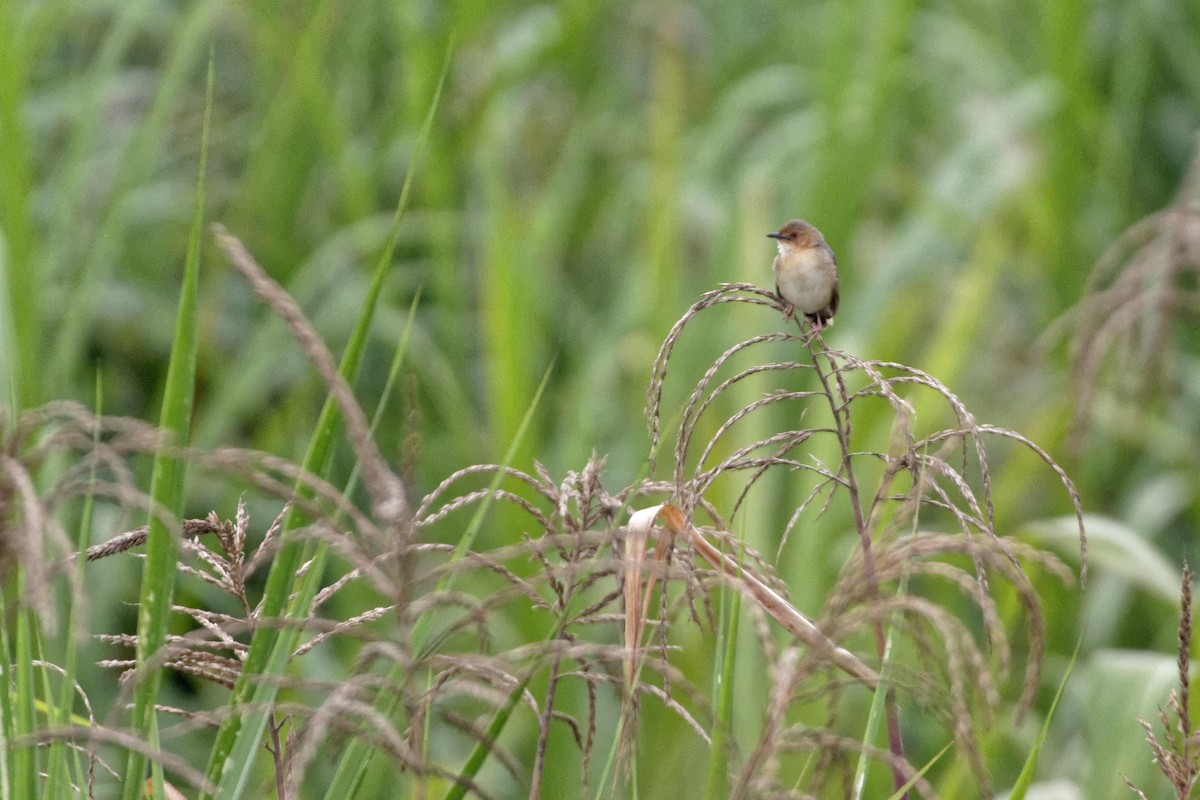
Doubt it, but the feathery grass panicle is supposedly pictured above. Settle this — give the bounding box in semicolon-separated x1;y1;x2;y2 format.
1059;137;1200;451
67;417;644;795
1;402;175;626
636;282;1086;796
5;261;1088;797
1127;561;1200;800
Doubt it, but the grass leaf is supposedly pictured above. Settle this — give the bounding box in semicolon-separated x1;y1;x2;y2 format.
119;48;213;800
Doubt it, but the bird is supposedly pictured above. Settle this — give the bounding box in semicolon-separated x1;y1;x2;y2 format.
767;219;839;339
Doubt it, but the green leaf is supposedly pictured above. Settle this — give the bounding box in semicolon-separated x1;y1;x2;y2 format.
118;48;213;800
1007;635;1082;799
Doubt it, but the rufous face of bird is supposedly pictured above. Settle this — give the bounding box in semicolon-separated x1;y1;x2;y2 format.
767;219;826;254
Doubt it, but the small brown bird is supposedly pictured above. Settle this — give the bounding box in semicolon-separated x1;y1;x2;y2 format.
768;219;839;337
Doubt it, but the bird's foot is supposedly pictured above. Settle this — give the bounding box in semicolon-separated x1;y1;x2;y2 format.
802;318;827;346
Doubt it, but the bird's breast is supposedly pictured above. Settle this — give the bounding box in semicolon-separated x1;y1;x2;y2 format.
773;248;836;314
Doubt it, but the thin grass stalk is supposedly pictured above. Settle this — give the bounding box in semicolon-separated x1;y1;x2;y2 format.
119;52;212;800
528;511;613;800
529;647;565;800
148;715;168;800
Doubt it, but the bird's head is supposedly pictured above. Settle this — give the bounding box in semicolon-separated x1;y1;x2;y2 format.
767;219;824;252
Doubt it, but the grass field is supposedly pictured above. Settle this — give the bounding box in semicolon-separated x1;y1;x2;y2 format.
3;1;1200;798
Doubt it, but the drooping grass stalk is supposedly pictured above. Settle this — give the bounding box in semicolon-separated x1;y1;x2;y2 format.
119;50;213;800
198;231;375;799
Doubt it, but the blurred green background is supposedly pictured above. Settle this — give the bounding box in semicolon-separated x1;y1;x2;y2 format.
3;0;1200;797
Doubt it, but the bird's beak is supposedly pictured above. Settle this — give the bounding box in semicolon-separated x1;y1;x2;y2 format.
766;232;784;240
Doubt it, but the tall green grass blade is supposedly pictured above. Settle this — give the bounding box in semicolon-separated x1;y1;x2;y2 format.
11;597;36;800
0;0;38;409
883;741;952;800
0;592;8;799
0;592;9;800
441;671;534;800
1006;636;1082;800
703;574;741;800
118;50;213;800
203;42;451;800
851;590;901;800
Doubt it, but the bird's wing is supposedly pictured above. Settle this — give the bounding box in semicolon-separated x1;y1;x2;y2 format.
826;245;839;317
